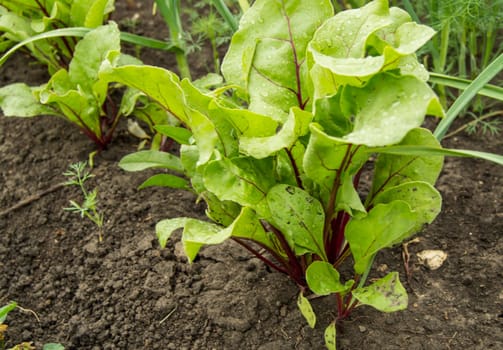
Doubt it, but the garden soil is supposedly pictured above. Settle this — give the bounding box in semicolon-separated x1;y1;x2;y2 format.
1;1;502;349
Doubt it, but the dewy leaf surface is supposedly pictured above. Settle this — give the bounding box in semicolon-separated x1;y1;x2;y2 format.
340;74;443;146
346;201;418;274
308;0;435;99
304;124;367;201
203;157;276;215
308;0;393;93
266;184;326;259
240;107;312;159
221;0;333;119
370;128;443;198
352;272;408;312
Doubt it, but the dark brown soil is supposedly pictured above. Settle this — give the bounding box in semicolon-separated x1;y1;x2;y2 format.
1;2;502;349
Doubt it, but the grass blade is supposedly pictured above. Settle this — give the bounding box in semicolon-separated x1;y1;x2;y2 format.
0;27;179;67
434;54;503;140
210;0;238;32
429;73;503;101
371;145;503;166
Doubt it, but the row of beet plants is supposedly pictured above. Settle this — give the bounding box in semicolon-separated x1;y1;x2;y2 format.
1;0;502;349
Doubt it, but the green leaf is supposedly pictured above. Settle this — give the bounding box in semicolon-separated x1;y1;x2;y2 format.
100;63;189;124
266;185;327;259
0;301;17;323
306;261;354;296
68;22;120;94
346;201;418;274
308;0;433;99
340;74;443;146
154;125;192;145
335;174;366;217
71;0;110;28
0;27;176;67
371;146;503;167
156;217;190;248
0;83;59;117
297;292;316;328
156;218;225;262
352;272;408;312
138;174;189;190
221;207;276;251
42;344;65;350
202;192;242;227
182;220;229;262
304;124;368;200
102;65;228;165
119;150;184;172
34;23;121;137
203;157;276;214
370;128;444;199
373;182;442;228
217;106;279;138
38;70;102;135
324;321;337;350
239;107;313;159
180;80;240;158
307;0;393;94
222;0;333;119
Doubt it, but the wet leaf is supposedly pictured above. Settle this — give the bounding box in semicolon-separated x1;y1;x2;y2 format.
222;0;333;119
266;185;326;258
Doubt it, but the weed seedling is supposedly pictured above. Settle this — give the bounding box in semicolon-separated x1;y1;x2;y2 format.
63;162;104;242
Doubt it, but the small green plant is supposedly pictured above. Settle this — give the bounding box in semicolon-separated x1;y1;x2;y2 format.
0;302;64;350
0;23;146;149
154;0;191;79
63;161;104;242
0;0;115;73
185;0;234;73
100;0;502;348
400;0;503;114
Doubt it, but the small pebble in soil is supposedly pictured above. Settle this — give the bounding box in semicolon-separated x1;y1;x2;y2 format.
417;249;448;270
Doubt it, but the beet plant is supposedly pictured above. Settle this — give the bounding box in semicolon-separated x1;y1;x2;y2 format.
0;22;162;150
100;0;501;347
0;0;115;73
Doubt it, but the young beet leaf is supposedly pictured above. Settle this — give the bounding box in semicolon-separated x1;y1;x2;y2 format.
98;0;501;348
